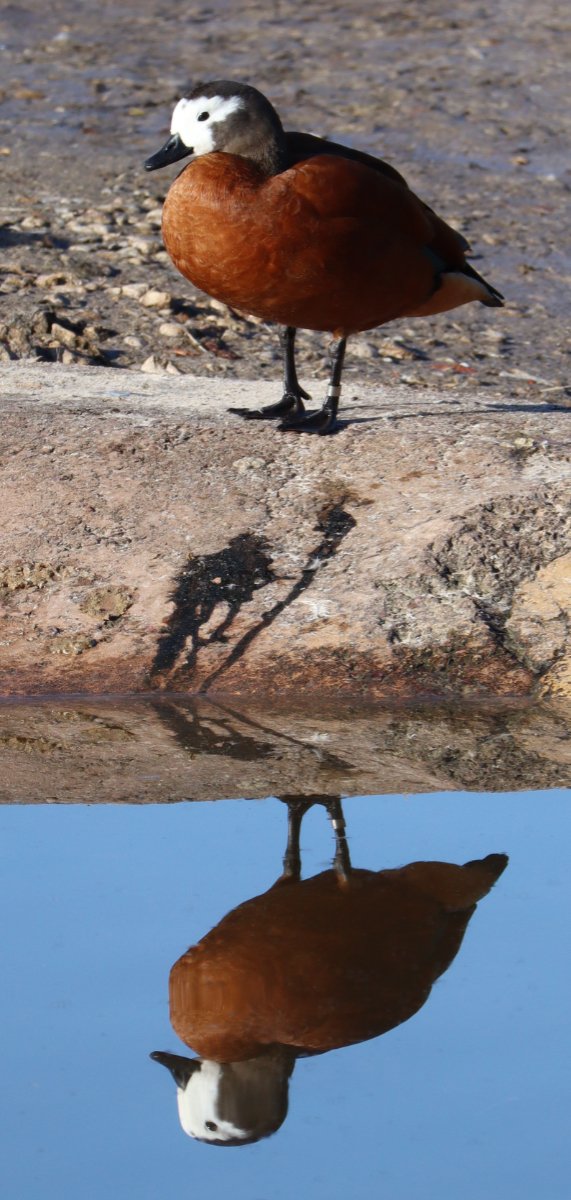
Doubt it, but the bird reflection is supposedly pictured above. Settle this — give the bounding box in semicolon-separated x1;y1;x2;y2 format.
152;796;507;1146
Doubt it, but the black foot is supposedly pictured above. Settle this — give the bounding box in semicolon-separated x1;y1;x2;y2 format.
228;390;307;421
278;406;337;435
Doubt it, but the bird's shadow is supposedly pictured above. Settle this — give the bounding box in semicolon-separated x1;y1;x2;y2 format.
0;226;70;250
151;502;357;690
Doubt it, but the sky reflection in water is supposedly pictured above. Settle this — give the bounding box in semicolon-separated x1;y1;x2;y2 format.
1;788;570;1199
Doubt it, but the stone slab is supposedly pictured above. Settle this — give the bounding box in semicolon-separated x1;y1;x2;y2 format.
1;362;570;699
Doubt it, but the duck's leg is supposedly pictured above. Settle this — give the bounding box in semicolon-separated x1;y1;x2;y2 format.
325;796;352;882
277;796;314;882
278;337;347;435
228;326;310;421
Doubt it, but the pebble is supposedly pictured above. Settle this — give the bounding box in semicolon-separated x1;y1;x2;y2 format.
140;289;170;308
121;283;147;299
129;237;154;256
234;456;267;473
140;354;167;373
51;322;77;349
159;322;181;338
144;207;164;225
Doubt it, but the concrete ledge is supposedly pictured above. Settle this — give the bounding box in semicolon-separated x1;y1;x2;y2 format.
1;362;570;699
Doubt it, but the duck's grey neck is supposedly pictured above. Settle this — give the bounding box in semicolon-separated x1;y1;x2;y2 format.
227;128;289;176
256;138;289;176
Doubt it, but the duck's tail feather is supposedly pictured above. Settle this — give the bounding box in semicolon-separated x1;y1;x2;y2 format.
463;260;504;306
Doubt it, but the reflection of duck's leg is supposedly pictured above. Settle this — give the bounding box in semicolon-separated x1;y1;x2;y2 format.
276;794;351;883
325;796;352;883
280;798;313;881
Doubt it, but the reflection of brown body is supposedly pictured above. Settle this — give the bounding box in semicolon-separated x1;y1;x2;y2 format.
170;804;507;1061
152;798;507;1144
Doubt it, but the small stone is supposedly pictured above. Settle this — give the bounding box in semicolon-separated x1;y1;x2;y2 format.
50;634;96;656
234;456;266;473
123;335;143;348
51;323;77;349
129;237;153;256
159;322;181;338
80;585;133;620
121;282;148;299
140;289;170;308
144;206;163;225
140;354;168;374
208;299;229;315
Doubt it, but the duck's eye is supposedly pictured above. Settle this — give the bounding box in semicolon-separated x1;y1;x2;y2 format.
197;111;210;122
205;1120;218;1131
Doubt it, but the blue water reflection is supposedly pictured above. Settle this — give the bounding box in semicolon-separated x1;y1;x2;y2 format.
1;789;570;1199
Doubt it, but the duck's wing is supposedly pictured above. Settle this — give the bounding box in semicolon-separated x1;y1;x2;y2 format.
285;130;472;255
285;130;410;188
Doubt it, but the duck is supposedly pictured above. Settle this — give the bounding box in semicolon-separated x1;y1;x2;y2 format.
151;796;508;1145
145;81;503;434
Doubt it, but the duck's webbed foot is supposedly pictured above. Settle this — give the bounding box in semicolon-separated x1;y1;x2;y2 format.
279;335;347;436
278;403;338;435
229;326;309;421
228;389;307;422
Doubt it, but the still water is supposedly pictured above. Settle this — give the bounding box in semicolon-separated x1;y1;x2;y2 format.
2;765;570;1199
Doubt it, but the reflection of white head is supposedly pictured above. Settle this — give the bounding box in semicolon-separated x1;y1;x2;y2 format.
151;1050;294;1146
177;1061;248;1143
170;94;244;155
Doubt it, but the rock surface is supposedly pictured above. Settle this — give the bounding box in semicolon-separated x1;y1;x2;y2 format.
1;362;570;699
1;696;569;804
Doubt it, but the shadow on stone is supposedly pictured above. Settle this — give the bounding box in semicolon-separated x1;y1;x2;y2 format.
151;697;276;761
151;504;356;690
152;533;276;676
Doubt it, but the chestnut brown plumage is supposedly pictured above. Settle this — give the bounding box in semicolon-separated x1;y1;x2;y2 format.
146;82;503;433
151;797;508;1144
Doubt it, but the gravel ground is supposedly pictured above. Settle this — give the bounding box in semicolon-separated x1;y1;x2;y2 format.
0;0;569;403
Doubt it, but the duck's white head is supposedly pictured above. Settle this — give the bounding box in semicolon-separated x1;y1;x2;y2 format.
145;81;287;176
169;92;246;157
150;1048;294;1146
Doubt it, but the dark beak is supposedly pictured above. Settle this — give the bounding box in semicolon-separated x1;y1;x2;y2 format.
150;1050;201;1087
145;134;192;172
